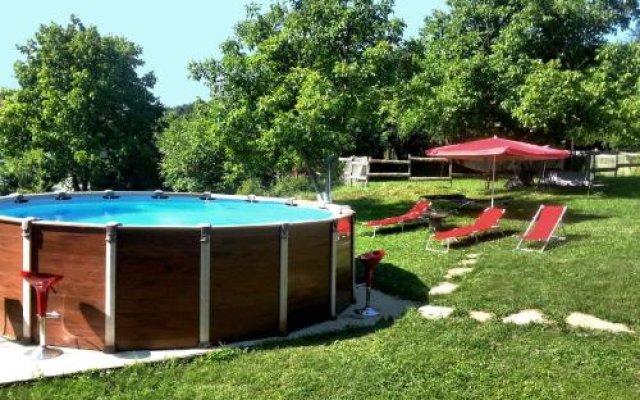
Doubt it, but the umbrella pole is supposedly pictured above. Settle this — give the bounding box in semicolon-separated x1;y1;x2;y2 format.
491;156;496;207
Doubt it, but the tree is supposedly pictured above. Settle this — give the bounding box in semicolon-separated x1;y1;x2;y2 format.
0;16;163;192
388;0;639;147
578;42;640;148
179;0;404;191
158;101;239;192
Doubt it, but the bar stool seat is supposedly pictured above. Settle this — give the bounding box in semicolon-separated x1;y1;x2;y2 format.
356;249;385;317
21;271;63;360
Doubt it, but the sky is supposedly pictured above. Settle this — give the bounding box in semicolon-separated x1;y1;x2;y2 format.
0;0;447;107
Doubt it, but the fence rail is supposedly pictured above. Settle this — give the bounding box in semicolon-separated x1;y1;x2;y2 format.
339;155;453;185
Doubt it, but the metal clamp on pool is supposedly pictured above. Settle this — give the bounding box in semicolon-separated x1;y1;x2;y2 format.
199;191;216;201
12;193;29;204
151;190;169;199
103;190;120;200
55;190;72;200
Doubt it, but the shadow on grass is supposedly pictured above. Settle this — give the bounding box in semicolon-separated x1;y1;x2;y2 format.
434;196;611;224
214;263;427;352
441;230;519;251
230;317;398;353
514;234;582;252
504;200;611;223
596;176;640;199
356;261;429;303
360;221;430;237
521;176;640;200
345;198;420;222
347;189;611;225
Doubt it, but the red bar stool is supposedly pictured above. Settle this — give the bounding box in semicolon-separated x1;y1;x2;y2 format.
355;249;385;317
21;271;63;360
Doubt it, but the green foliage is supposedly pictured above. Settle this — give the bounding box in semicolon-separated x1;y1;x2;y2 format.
2;179;640;399
579;42;640;148
268;175;316;197
235;177;267;196
387;0;640;147
0;15;163;192
0;149;50;192
156;0;640;194
158;102;238;192
181;0;405;190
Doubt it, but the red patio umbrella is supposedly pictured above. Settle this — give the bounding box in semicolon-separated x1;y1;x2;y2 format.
426;136;570;206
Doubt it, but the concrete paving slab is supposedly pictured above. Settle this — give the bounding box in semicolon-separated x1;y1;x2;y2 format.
0;289;415;385
565;312;634;334
445;267;473;279
469;310;495;323
503;309;552;326
429;282;459;295
417;305;454;320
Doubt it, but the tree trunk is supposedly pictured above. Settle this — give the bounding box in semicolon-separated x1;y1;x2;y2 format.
305;163;322;196
71;175;81;192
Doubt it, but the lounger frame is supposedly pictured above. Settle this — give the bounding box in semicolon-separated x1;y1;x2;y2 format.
368;217;429;238
425;208;505;253
364;200;431;238
516;205;567;253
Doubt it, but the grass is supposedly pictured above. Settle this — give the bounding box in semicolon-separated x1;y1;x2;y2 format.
2;178;640;399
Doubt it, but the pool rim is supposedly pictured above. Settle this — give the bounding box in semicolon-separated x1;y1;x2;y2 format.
0;190;356;352
0;190;353;229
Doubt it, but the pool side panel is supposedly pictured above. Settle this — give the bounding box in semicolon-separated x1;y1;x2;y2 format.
335;216;354;314
210;226;280;343
287;221;332;330
115;228;200;350
30;225;106;350
0;221;24;341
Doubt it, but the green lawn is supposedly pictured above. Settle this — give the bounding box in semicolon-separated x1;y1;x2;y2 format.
2;178;639;399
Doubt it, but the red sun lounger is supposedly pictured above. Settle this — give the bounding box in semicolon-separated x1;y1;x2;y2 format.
365;199;431;237
516;205;567;252
426;207;506;252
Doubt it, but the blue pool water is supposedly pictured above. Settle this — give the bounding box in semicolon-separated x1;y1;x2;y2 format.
0;196;333;226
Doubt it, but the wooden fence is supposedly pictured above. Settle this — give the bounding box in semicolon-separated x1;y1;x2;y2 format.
339;156;453;185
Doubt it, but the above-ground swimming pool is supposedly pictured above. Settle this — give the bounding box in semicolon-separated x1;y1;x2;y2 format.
0;191;355;352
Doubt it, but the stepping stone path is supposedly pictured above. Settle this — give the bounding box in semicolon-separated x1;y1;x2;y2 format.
419;252;635;335
503;309;552;326
418;305;454;320
565;312;634;334
469;311;494;323
429;282;458;296
445;267;473;279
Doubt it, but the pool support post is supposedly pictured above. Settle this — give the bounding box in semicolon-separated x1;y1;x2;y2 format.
199;224;212;347
279;224;289;335
104;222;119;353
20;217;36;344
330;220;338;319
351;213;356;304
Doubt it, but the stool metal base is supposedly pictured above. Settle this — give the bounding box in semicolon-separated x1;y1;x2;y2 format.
355;306;380;317
33;346;63;360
